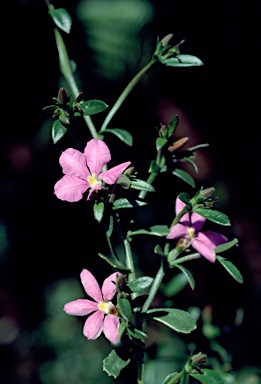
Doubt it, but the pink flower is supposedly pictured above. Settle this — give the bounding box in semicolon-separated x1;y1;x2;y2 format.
167;197;227;262
54;139;131;202
64;269;121;344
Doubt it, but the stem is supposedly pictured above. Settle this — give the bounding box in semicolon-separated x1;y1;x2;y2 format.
54;28;99;139
167;371;183;384
142;259;165;313
123;239;137;297
100;58;157;133
137;360;145;384
170;205;189;227
138;172;158;200
172;252;201;265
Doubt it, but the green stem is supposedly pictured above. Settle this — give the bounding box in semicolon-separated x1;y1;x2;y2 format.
170;205;189;227
100;58;157;133
54;28;99;139
142;259;165;313
138;172;158;200
172;252;201;265
167;371;183;384
137;361;145;384
123;239;137;298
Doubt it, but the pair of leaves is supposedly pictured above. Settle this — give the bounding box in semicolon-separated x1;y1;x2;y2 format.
163;369;226;384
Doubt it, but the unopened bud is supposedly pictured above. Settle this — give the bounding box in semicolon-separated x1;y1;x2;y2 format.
197;187;215;200
160;33;174;47
168;137;189;152
159;124;168;138
116;174;131;189
57;87;70;104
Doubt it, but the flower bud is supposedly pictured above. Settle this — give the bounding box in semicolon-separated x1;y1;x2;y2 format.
57;87;70;104
168;137;189;152
160;33;174;48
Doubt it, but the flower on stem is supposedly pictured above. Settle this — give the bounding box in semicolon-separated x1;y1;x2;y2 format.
167;197;227;262
54;139;131;202
64;269;121;344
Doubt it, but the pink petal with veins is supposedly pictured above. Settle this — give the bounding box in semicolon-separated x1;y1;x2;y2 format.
83;310;104;340
103;315;120;344
192;231;217;262
80;269;103;303
100;162;131;185
84;139;111;175
59;148;89;178
101;272;120;301
54;175;89;202
191;211;206;232
167;223;188;240
64;299;98;316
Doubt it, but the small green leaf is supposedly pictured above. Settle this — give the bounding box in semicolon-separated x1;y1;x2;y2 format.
178;192;191;205
175;265;195;290
127;327;148;341
215;238;238;253
156;137;168;151
190;368;226;384
168;115;179;137
118;296;132;322
103;349;130;378
193;208;231;226
104;128;133;146
149;160;160;173
147;308;197;333
113;198;147;210
162;372;179;384
173;169;195;188
163;273;189;297
164;54;204;67
128;276;153;293
93;202;104;223
216;256;243;284
130;179;155;192
52;120;67;144
154;244;165;256
80;100;108;115
128;225;170;238
98;253;130;271
48;8;72;34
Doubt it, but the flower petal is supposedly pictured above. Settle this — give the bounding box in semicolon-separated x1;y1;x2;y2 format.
59;148;89;179
101;272;120;301
83;310;104;340
191;211;206;232
103;315;120;344
80;269;103;303
203;230;228;246
192;231;217;262
100;161;131;185
87;185;102;200
84;139;111;175
64;299;98;316
166;223;188;240
176;198;190;226
54;175;89;202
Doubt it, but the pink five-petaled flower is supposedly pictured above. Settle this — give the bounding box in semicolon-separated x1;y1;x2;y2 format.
64;269;121;344
167;197;227;262
54;139;131;202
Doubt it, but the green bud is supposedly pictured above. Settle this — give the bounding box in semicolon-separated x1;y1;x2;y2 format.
57;87;70;104
160;33;174;48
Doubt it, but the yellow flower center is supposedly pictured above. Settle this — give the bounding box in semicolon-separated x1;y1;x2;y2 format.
187;227;195;238
98;301;119;316
87;173;101;188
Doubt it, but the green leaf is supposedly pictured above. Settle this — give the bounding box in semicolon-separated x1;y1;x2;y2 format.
175;265;195;290
149;160;161;173
79;100;108;115
190;368;226;384
168;115;179;137
154;244;165;256
103;349;130;379
178;192;191;205
127;327;148;341
215;238;238;253
216;256;243;284
118;296;132;322
147;308;197;333
128;276;153;293
104;128;133;146
128;225;170;238
163;273;189;297
52;120;67;144
162;372;179;384
164;54;204;67
112;198;147;210
173;169;195;188
48;8;72;34
156;137;168;151
130;179;155;192
98;253;130;271
93;202;104;223
193;208;231;226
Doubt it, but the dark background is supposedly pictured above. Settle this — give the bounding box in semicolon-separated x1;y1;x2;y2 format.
0;1;260;383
